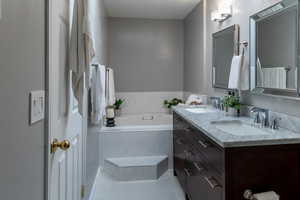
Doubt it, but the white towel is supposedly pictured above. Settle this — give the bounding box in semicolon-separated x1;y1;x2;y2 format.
262;67;287;89
106;68;116;106
69;0;95;115
90;65;106;124
257;57;263;87
228;55;243;89
186;94;205;105
83;13;96;89
239;51;250;91
228;52;250;91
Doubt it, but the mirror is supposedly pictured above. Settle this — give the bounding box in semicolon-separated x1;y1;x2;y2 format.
212;25;240;89
250;0;299;97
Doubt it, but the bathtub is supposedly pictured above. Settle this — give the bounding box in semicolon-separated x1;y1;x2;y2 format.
99;113;174;173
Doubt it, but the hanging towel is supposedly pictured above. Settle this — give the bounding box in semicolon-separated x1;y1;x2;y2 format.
106;68;116;106
257;57;264;87
228;48;250;91
90;65;106;124
262;67;287;89
239;50;250;91
83;1;96;89
69;0;95;115
228;55;243;89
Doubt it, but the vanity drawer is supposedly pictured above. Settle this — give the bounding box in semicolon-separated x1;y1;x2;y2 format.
186;160;223;200
187;173;223;200
184;148;207;175
188;127;224;174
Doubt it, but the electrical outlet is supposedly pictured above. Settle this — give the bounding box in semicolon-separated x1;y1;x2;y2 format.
30;91;45;125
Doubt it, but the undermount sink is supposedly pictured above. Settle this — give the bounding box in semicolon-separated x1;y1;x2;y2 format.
210;120;272;136
185;107;217;114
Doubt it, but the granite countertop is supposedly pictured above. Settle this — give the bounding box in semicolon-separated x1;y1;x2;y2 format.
173;105;300;148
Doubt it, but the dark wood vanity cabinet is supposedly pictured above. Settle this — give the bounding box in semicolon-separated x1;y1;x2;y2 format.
173;113;300;200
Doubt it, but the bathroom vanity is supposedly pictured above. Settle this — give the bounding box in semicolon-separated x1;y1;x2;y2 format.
173;106;300;200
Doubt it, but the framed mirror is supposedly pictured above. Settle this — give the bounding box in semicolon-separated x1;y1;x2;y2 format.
212;24;240;89
250;0;299;97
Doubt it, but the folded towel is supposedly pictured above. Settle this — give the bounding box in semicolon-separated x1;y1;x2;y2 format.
90;65;106;124
228;55;243;89
186;94;206;105
106;68;116;106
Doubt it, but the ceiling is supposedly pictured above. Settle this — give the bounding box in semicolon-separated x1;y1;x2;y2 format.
103;0;202;20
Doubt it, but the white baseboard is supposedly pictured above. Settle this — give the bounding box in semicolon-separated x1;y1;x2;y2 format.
87;168;101;200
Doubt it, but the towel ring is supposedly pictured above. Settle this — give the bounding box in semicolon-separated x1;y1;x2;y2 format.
240;41;249;47
239;41;248;56
244;190;257;200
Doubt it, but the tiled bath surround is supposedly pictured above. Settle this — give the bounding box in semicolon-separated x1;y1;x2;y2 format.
116;91;184;115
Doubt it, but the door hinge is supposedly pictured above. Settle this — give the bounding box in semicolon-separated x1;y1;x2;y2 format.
81;185;85;199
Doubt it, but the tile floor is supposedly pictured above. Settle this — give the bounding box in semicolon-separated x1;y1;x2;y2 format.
93;170;185;200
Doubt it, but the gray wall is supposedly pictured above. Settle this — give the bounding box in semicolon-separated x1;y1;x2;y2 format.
184;2;205;93
184;0;300;117
90;0;108;65
0;0;45;199
108;18;184;92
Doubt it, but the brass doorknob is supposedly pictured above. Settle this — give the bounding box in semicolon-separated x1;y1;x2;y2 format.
51;139;71;154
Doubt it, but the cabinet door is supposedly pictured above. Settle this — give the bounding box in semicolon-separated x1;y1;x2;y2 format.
188;127;224;174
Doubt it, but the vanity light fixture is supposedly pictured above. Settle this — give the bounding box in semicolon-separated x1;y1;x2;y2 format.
211;3;232;22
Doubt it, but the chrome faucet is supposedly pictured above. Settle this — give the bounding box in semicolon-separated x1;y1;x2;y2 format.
250;107;269;127
210;97;222;110
270;117;281;130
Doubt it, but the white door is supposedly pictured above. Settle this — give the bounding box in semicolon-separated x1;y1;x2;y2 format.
47;0;84;200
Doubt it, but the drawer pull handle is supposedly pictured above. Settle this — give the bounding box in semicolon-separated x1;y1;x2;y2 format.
184;168;192;177
204;176;222;189
176;139;183;145
184;150;195;157
193;162;204;172
184;127;192;132
198;140;210;148
184;150;191;154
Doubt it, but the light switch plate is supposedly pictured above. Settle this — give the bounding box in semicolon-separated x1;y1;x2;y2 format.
30;90;45;125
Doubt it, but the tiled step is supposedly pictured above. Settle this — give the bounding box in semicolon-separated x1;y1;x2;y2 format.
103;155;168;181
